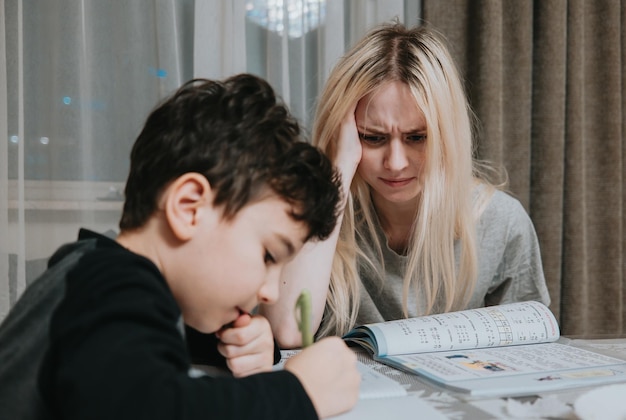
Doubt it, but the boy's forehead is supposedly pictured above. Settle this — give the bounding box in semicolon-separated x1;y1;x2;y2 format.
241;193;309;239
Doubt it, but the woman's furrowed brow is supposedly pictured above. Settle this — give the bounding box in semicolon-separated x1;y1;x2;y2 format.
357;124;385;134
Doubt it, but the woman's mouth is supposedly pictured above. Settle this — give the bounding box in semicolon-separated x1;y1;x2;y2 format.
380;177;414;187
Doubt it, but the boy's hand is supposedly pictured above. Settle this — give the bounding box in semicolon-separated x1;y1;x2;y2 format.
285;337;361;418
216;313;274;377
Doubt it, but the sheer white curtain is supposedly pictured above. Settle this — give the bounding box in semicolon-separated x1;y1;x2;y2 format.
193;0;419;129
0;0;421;321
0;0;194;319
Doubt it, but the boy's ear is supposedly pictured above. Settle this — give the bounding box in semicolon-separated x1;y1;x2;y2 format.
162;173;214;241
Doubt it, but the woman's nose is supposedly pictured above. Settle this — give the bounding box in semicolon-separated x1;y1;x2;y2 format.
384;139;409;171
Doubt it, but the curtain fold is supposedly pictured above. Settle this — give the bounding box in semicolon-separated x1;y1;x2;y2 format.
1;0;11;319
529;1;568;329
193;0;247;80
562;0;624;335
424;0;625;336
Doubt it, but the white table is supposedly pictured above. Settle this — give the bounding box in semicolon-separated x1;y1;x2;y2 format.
324;337;626;420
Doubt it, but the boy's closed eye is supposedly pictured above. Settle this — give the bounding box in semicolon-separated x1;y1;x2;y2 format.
263;234;299;266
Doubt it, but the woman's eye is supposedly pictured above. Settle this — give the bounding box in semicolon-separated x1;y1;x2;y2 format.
358;132;386;144
407;134;427;143
264;250;276;265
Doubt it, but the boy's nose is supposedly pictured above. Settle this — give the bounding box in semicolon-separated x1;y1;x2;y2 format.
258;269;280;304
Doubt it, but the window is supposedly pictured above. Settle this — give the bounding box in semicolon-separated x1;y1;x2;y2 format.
5;0;194;182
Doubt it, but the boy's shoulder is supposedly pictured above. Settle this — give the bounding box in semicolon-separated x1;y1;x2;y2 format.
50;228;117;261
0;229;106;420
2;228;107;330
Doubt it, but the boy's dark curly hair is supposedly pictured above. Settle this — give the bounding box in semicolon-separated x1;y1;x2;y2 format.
119;74;341;241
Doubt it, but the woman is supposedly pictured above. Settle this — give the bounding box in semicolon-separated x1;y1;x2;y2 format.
261;22;550;348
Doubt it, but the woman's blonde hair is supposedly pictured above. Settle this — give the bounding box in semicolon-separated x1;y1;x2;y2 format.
314;22;496;337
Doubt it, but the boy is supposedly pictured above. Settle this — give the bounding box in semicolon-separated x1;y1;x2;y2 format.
0;74;360;419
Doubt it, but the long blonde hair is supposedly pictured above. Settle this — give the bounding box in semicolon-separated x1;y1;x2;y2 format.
314;23;495;337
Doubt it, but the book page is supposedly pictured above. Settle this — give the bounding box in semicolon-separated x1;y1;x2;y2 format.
345;301;559;357
384;342;622;382
380;343;626;397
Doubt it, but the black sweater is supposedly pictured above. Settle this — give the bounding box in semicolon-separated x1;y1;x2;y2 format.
37;229;317;420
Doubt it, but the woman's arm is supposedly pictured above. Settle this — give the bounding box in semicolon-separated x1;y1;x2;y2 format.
259;110;361;348
260;225;343;348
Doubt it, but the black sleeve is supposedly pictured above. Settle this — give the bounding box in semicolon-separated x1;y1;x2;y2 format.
185;325;282;367
39;251;317;420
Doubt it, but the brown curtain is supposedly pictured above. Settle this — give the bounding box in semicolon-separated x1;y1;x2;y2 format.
422;0;625;337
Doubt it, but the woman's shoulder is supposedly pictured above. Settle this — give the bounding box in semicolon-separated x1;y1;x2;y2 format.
486;188;525;212
476;186;534;231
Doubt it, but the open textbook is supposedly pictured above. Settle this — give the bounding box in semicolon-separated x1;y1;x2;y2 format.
343;301;626;398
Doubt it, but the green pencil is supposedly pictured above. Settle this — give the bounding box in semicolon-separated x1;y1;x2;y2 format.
295;289;313;348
